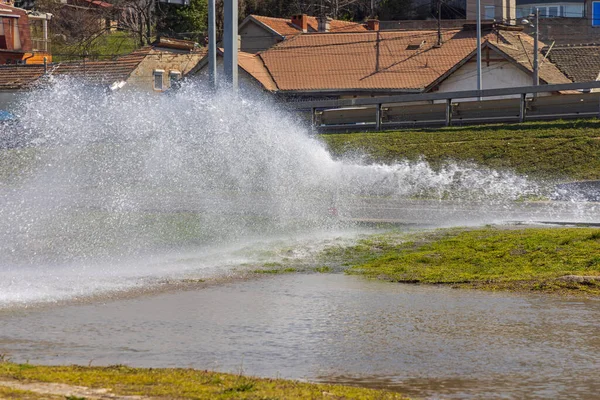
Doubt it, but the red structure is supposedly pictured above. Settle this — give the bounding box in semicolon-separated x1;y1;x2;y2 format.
0;0;51;64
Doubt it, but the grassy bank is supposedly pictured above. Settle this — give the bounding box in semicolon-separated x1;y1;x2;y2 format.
320;120;600;181
341;227;600;295
52;31;139;62
0;363;407;399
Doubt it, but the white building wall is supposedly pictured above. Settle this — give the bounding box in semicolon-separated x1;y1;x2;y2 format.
437;59;551;101
239;22;281;53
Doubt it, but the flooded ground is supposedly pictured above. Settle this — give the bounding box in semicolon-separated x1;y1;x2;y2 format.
2;273;599;400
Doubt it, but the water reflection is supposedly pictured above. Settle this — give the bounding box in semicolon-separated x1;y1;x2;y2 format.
1;274;599;399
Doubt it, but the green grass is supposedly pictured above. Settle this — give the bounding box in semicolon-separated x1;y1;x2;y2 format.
320;119;600;181
0;363;408;399
253;266;298;274
0;386;63;399
346;227;600;294
52;31;140;62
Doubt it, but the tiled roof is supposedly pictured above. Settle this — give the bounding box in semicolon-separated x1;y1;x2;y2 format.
257;29;571;92
251;15;368;37
0;45;208;90
237;51;277;91
543;44;600;83
51;47;151;85
489;31;572;86
0;65;45;90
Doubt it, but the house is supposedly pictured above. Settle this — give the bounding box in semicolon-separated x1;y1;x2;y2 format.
378;0;599;44
516;0;585;18
238;14;371;53
0;0;52;64
467;0;516;23
0;38;206;110
61;0;119;32
199;24;570;102
190;48;277;92
513;0;600;44
543;44;600;84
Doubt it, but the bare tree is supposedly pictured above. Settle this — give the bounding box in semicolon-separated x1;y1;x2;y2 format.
115;0;156;46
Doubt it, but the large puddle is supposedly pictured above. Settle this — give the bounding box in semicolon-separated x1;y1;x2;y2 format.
1;273;599;399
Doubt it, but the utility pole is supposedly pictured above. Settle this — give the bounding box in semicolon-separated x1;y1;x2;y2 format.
436;0;442;47
476;0;482;99
208;0;217;88
533;8;539;86
223;0;239;90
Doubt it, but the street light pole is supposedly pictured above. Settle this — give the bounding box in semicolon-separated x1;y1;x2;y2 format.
208;0;217;88
533;8;539;86
224;0;239;90
476;0;482;99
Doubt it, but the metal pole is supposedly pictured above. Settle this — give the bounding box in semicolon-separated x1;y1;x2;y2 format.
476;0;482;100
519;93;527;122
436;0;442;47
445;99;453;126
533;8;539;87
208;0;217;88
223;0;239;90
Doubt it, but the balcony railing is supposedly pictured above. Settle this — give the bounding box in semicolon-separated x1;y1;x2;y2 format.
31;38;50;52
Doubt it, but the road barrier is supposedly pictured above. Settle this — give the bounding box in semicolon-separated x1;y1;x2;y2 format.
286;81;600;131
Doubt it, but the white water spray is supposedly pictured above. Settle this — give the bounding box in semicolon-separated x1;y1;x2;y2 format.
0;80;593;307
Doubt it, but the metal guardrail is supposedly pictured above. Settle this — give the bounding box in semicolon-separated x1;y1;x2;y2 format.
287;81;600;130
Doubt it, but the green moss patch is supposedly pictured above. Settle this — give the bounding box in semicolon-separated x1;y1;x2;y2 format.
0;363;408;399
0;385;63;400
321;120;600;181
347;227;600;295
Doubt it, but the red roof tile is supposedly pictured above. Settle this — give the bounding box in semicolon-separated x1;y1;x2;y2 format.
251;15;368;37
257;29;570;92
0;65;45;90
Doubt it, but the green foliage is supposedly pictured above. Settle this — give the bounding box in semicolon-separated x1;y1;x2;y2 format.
378;0;418;19
348;227;600;294
159;0;208;42
0;363;409;399
320;120;600;181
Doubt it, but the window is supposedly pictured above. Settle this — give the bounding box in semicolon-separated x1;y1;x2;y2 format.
0;18;5;49
484;5;495;20
593;2;600;26
153;70;164;91
548;6;559;17
559;6;566;17
12;19;20;50
169;70;181;83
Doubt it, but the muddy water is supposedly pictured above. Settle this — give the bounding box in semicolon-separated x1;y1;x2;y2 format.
1;274;599;399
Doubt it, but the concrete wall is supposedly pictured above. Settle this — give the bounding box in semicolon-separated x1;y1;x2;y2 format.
523;17;600;44
437;58;551;100
239;21;281;53
380;19;470;30
126;50;206;92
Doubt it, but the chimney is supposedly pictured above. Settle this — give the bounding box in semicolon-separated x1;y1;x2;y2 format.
291;14;308;32
367;19;380;31
318;16;331;32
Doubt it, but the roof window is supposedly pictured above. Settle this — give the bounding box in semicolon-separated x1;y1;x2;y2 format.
406;40;426;50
